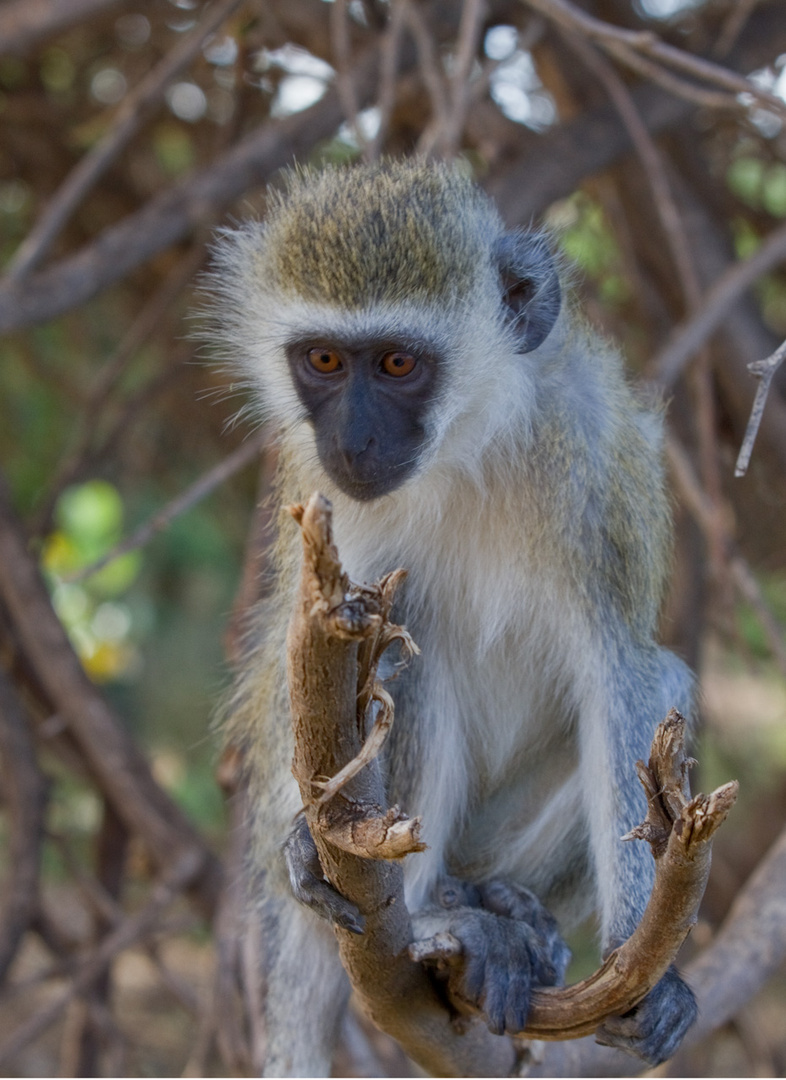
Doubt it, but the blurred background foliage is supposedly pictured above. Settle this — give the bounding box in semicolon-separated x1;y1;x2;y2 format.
1;0;786;1074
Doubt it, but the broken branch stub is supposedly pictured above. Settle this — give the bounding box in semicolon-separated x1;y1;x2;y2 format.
286;492;738;1071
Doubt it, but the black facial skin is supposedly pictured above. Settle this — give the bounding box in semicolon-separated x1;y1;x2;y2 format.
286;338;440;502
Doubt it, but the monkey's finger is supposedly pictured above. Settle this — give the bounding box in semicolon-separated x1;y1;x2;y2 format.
480;967;510;1037
503;958;532;1034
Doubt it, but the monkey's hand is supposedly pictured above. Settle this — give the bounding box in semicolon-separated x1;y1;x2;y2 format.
595;964;697;1066
283;815;365;934
410;877;570;1036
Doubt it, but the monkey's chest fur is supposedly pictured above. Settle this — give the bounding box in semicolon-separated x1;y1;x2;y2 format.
332;494;594;927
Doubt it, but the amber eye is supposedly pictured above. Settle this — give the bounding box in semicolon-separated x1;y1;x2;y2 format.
381;351;417;378
307;348;342;374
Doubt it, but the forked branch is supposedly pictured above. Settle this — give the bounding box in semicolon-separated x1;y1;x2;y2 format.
286;492;737;1075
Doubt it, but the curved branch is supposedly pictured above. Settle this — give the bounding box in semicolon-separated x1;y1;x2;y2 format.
286;492;736;1075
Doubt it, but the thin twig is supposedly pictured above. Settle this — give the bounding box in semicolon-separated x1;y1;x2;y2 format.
331;0;365;152
68;431;266;583
7;0;245;280
48;829;201;1014
0;852;203;1069
734;339;786;477
33;244;206;536
568;31;727;567
434;0;487;157
364;0;408;162
650;219;786;390
666;434;786;679
563;33;699;305
403;1;451;154
522;0;786;116
0;0;126;56
713;0;761;58
602;38;739;111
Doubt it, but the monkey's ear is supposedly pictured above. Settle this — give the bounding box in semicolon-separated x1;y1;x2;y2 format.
495;231;561;353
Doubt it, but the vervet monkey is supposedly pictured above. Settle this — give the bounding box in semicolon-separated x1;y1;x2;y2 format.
208;159;697;1076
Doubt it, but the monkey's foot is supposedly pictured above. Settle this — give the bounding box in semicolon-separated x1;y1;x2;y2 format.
595;965;697;1066
410;877;570;1036
284;815;365;934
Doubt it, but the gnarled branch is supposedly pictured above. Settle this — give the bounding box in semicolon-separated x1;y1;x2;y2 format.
286;492;737;1075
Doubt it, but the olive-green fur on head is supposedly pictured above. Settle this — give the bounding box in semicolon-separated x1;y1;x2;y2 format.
265;159;499;308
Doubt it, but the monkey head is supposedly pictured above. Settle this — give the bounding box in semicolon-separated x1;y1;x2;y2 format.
207;160;562;502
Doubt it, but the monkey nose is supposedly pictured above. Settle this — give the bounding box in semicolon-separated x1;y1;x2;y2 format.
341;435;375;465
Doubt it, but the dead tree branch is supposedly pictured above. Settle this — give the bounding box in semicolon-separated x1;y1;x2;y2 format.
287;493;517;1078
286;492;736;1075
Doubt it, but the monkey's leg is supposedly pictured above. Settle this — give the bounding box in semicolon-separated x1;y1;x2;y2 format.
584;645;698;1065
411;876;570;1036
260;896;351;1078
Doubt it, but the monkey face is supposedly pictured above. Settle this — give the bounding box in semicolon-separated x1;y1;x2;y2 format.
286;337;441;501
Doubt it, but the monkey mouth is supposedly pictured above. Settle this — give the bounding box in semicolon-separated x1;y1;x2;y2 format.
325;460;414;502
